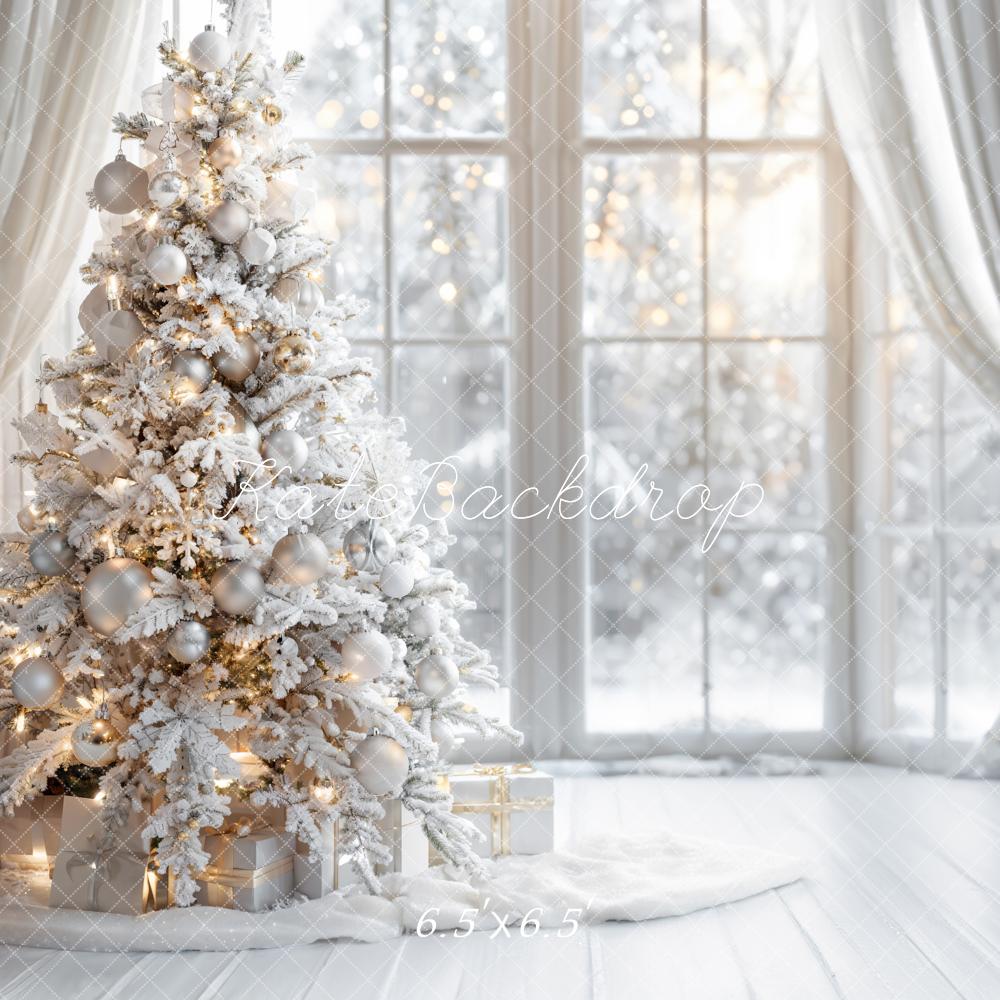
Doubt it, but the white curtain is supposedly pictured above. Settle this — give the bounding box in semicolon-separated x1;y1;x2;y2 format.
0;0;160;527
817;0;1000;401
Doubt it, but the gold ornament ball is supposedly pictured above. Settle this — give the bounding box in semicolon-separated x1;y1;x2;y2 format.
208;135;243;171
262;102;283;125
273;334;315;374
395;703;413;723
71;718;121;767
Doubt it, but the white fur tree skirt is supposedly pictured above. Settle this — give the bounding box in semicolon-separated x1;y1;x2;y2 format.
0;833;803;952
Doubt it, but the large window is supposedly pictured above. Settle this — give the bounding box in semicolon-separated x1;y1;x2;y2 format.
249;0;995;760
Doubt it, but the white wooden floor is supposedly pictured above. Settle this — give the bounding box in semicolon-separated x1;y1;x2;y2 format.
0;763;998;999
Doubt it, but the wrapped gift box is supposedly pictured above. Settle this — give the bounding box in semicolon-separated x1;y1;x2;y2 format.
48;797;153;914
193;825;295;911
0;795;63;870
444;765;554;858
293;804;430;900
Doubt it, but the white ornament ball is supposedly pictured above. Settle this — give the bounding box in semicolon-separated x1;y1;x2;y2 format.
148;167;189;210
295;281;324;319
188;25;232;73
81;558;155;636
170;350;213;394
93;154;148;214
414;654;459;700
273;275;299;303
211;561;266;616
407;604;441;639
228;400;260;449
70;718;121;767
239;227;276;265
91;308;143;362
166;620;210;663
11;657;64;709
272;334;316;375
262;429;309;474
78;445;128;479
344;521;396;573
146;243;187;284
271;532;329;585
380;562;415;600
340;631;392;681
350;734;408;797
28;530;75;576
208;135;242;171
179;470;198;488
207;200;250;244
16;502;43;534
78;284;107;338
212;333;260;384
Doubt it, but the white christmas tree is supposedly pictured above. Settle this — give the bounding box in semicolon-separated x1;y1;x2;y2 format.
0;11;517;906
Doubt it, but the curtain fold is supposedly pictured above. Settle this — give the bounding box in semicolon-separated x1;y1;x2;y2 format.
817;0;1000;401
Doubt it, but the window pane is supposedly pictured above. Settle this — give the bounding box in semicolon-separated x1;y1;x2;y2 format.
944;359;1000;524
306;156;385;338
583;154;701;338
947;533;1000;740
708;0;820;138
707;341;826;527
883;335;934;524
393;156;507;340
391;0;506;136
884;536;934;736
709;532;825;731
707;154;822;338
583;0;700;137
586;342;704;495
395;345;507;509
449;526;507;674
273;0;384;138
587;525;703;733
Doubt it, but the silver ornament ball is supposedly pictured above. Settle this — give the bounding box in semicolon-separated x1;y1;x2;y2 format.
344;520;396;573
272;334;316;375
146;243;188;284
212;332;261;384
81;558;155;636
414;654;459;700
407;604;441;639
188;25;232;73
350;734;408;797
11;657;64;709
79;445;128;479
238;227;276;265
211;561;266;616
271;532;329;586
340;631;392;681
272;275;299;303
93;154;148;214
29;530;75;576
262;429;309;474
379;562;415;600
208;135;243;171
78;284;107;338
148;167;189;210
170;350;213;395
165;619;211;663
91;308;143;362
71;718;121;767
207;200;251;244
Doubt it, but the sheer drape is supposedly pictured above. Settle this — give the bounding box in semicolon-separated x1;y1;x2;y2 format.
817;0;1000;401
0;1;159;527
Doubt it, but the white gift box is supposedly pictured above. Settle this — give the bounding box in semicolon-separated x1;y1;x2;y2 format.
48;797;154;914
0;795;63;868
444;765;554;858
193;825;295;912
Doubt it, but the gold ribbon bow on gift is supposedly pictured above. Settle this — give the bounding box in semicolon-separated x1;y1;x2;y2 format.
447;764;553;857
65;835;122;911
